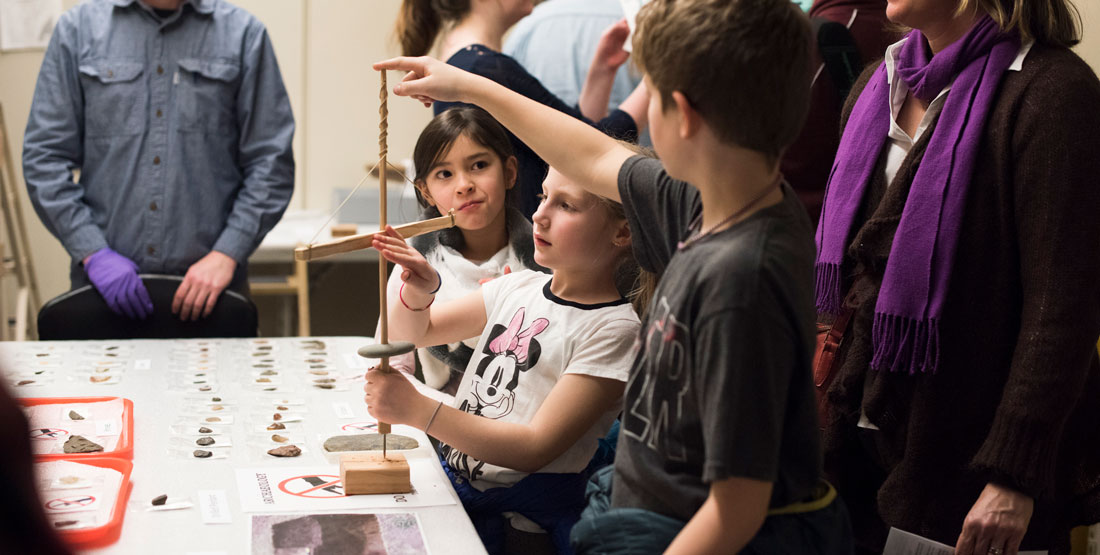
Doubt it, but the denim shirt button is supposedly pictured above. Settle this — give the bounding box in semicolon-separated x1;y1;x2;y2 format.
157;65;164;75
153;156;160;165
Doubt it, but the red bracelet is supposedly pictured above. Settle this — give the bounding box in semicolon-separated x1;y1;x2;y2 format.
399;281;435;312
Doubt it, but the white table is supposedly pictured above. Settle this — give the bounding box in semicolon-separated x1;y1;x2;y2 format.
1;337;486;555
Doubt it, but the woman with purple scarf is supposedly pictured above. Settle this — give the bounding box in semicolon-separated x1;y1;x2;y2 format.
816;0;1100;553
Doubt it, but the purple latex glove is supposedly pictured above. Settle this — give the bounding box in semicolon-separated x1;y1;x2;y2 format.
83;248;154;319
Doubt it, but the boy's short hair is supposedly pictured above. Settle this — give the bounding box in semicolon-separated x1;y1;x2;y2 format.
634;0;812;162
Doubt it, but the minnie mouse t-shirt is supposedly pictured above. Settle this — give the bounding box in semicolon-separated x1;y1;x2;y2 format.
441;269;639;491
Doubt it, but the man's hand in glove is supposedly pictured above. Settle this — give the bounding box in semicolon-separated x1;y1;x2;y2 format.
83;248;154;319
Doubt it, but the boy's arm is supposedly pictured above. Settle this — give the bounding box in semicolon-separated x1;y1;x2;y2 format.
665;477;772;554
375;57;635;202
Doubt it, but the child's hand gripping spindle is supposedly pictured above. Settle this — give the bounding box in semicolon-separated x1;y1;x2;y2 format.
365;363;433;427
371;225;442;311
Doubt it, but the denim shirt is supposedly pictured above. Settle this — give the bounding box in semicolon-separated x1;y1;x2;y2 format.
23;0;294;288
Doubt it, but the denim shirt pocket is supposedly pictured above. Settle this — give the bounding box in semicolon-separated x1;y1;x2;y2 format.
176;57;240;134
78;59;145;138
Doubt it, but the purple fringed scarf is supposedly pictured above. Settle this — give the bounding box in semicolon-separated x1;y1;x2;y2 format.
815;16;1020;374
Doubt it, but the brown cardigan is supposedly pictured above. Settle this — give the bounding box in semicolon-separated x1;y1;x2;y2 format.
823;44;1100;554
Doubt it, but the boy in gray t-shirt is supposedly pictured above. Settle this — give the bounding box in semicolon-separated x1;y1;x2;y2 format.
611;154;821;527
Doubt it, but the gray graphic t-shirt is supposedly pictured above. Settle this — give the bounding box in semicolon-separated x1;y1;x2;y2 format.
611;156;822;521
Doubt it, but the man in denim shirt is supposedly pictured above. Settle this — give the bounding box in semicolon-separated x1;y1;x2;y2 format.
23;0;294;321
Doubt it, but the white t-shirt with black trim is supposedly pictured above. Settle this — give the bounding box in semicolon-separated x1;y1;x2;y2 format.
441;269;639;491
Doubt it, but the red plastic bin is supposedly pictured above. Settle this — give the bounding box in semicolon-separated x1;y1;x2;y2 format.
20;397;135;461
37;457;133;550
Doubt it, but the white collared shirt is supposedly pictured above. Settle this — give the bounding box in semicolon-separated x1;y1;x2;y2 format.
879;37;1034;188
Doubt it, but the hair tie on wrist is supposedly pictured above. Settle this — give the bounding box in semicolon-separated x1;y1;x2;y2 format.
425;400;444;433
428;270;442;294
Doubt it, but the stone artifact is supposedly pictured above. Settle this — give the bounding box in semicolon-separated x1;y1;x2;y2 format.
151;494;168;506
68;410;84;420
267;445;301;457
196;437;215;446
193;450;212;458
323;433;419;453
63;435;104;453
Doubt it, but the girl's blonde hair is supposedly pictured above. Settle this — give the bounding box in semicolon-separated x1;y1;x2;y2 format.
591;141;659;317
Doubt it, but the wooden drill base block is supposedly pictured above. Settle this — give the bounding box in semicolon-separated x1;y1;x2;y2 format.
340;453;412;495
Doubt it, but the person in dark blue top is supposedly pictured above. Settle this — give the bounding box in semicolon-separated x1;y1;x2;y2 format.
394;0;648;219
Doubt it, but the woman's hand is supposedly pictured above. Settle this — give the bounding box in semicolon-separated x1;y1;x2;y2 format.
593;19;631;73
371;226;440;296
364;365;433;427
954;483;1033;555
373;56;478;107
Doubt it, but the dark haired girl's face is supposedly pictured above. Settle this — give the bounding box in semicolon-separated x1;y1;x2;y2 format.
419;134;514;233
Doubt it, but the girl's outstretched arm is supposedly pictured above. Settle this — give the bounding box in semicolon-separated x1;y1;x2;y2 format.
366;369;624;473
373;227;487;347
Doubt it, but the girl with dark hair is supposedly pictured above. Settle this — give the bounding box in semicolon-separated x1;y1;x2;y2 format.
381;107;544;398
815;0;1100;552
394;0;648;219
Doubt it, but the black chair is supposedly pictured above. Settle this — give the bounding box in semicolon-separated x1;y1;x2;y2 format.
37;274;258;340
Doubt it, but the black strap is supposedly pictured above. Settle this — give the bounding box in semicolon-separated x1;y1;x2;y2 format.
812;17;864;106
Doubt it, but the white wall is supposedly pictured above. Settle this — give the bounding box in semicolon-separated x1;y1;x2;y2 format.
1078;0;1100;70
1;0;1099;323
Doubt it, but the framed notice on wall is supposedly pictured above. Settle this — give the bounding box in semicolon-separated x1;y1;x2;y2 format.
0;0;62;52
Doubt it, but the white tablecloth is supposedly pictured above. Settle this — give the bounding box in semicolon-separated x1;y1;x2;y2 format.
1;337;486;555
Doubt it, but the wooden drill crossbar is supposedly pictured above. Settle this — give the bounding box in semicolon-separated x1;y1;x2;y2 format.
293;210;455;262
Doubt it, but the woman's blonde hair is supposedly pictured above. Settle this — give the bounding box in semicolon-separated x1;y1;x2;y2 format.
958;0;1081;46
